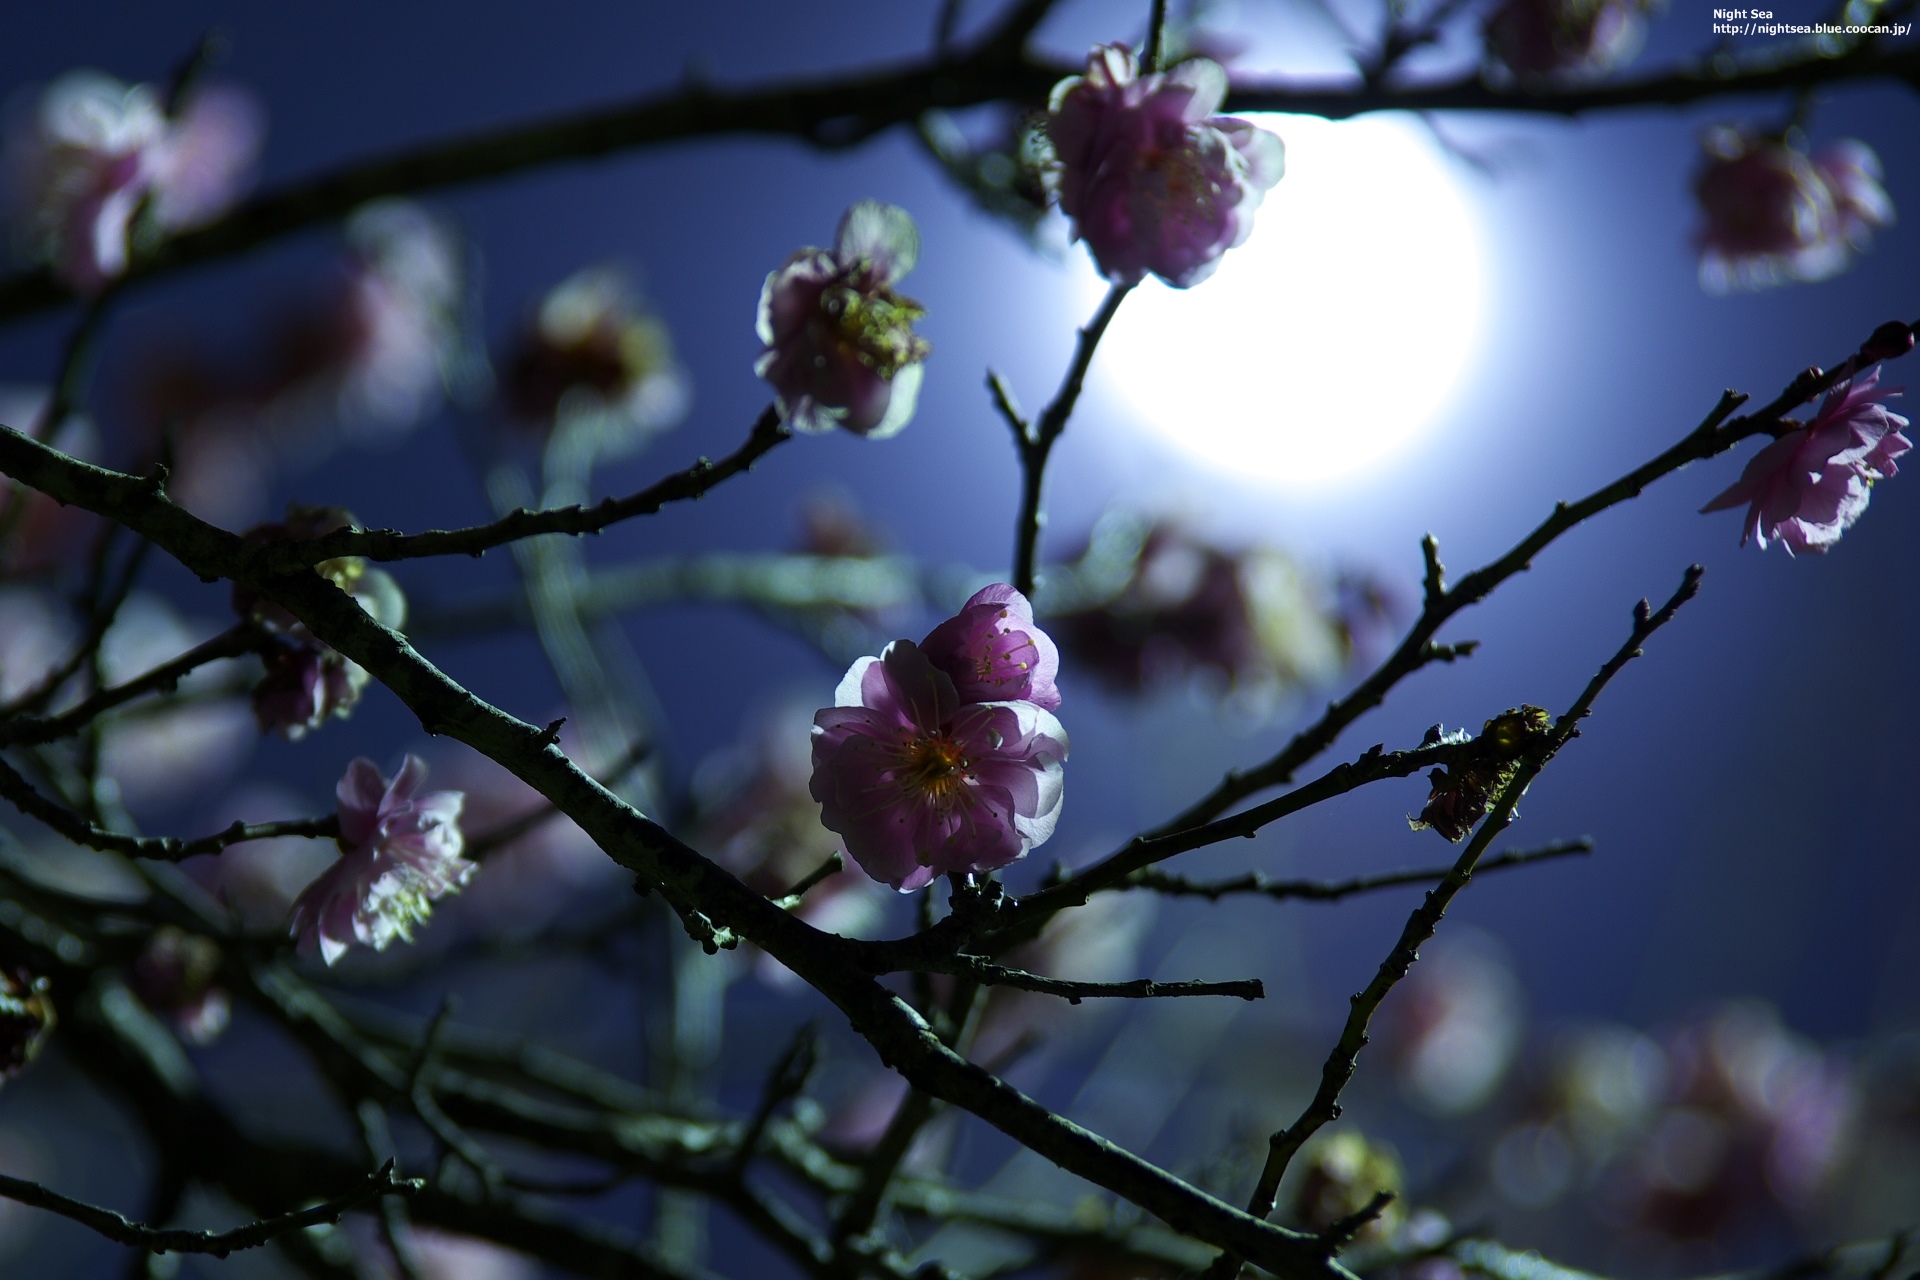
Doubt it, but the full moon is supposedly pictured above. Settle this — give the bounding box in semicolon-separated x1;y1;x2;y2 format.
1093;112;1486;489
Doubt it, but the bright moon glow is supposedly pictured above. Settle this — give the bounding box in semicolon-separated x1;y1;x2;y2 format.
1095;113;1486;489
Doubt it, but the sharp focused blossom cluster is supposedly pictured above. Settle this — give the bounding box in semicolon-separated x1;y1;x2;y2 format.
502;265;690;455
1701;366;1909;554
1483;0;1654;83
289;756;473;965
1693;128;1894;293
811;585;1067;892
757;200;930;438
5;71;262;292
1045;44;1284;288
232;505;408;739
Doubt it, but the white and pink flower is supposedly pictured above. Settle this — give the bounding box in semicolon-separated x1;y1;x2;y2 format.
6;71;262;292
756;200;930;437
811;628;1066;892
1701;366;1909;554
289;756;472;965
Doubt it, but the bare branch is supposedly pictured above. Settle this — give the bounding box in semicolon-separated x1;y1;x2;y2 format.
271;406;788;568
1126;839;1592;903
913;953;1264;1004
0;1161;418;1258
0;757;337;861
0;624;263;746
1154;325;1911;838
1203;566;1705;1280
1010;282;1135;595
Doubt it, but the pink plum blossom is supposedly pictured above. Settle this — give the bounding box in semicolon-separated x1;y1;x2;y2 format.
1701;366;1909;554
6;72;262;293
1693;128;1892;293
289;756;472;965
1045;45;1284;288
756;200;931;437
811;640;1067;892
1483;0;1651;83
919;583;1061;710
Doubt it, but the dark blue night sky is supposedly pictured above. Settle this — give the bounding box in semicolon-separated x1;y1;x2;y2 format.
2;0;1916;1272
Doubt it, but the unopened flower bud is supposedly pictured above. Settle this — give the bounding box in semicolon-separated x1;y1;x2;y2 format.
1861;321;1915;366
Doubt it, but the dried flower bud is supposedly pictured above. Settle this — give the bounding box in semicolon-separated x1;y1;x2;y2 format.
132;926;229;1045
0;970;54;1078
1411;706;1551;842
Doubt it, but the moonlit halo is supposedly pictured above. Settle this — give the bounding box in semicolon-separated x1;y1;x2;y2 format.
1089;113;1486;490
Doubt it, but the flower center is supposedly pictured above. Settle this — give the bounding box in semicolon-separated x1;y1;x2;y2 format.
901;732;969;800
821;277;930;377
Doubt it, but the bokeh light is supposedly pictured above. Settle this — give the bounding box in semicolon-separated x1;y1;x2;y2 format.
1096;112;1486;488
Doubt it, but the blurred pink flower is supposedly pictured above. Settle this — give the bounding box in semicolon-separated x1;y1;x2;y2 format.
1483;0;1650;83
1701;366;1909;554
233;505;407;738
131;927;230;1046
756;200;930;437
1630;1003;1856;1238
1693;128;1892;293
920;583;1061;711
1811;140;1895;245
149;85;264;230
289;756;472;965
1379;931;1524;1116
251;639;367;740
1054;518;1359;707
501;265;690;453
5;72;261;292
1045;45;1283;288
811;640;1067;892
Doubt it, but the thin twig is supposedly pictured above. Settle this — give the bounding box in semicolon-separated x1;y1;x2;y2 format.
1150;324;1912;840
1142;0;1172;72
0;623;263;746
773;853;845;909
914;954;1265;1005
1126;840;1592;903
0;530;150;720
0;758;337;860
731;1022;818;1177
358;1101;428;1280
1009;282;1135;595
0;1162;418;1259
261;406;789;568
